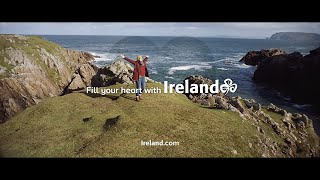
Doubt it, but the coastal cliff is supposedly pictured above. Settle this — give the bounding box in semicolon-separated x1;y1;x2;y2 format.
184;75;319;157
240;47;320;105
0;35;319;157
0;35;98;122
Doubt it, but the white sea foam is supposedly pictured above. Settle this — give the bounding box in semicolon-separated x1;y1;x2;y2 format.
283;97;292;101
207;55;244;64
168;65;212;75
233;53;246;59
165;76;175;79
232;63;251;69
292;104;312;109
90;52;117;62
198;62;210;66
160;56;173;60
222;56;242;62
217;67;229;71
206;59;229;64
149;68;158;74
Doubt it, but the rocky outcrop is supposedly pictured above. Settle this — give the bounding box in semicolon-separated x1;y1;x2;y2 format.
66;74;86;91
92;60;157;87
183;75;214;101
92;60;134;87
183;75;320;157
64;63;97;93
0;35;97;122
239;48;286;66
78;64;97;86
250;47;320;105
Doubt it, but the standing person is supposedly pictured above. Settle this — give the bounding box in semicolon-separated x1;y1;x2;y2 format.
120;54;149;101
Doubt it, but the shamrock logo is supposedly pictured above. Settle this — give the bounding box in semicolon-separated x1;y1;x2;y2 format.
220;79;237;95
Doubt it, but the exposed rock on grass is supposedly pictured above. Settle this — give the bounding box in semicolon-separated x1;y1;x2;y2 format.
183;75;320;157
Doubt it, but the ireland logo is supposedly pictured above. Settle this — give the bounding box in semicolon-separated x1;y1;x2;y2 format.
220;79;237;95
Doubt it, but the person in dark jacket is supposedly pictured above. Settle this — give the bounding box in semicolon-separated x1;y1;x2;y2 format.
120;54;149;101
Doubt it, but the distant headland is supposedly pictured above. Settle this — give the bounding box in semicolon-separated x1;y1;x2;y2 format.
268;32;320;43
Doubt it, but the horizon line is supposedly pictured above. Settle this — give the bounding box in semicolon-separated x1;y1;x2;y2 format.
1;33;267;39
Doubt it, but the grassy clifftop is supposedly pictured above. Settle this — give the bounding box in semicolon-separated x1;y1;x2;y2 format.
0;83;263;157
2;82;318;157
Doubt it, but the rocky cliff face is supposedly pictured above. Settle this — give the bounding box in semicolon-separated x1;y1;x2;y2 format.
0;35;158;122
183;75;320;157
240;47;320;105
0;35;97;122
239;48;286;66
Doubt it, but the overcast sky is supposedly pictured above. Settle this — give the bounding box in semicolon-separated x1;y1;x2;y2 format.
1;23;320;38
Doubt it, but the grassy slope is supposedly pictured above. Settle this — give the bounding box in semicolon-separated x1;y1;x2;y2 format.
0;36;14;78
0;83;263;157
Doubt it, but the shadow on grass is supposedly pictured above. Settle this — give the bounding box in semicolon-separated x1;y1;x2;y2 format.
75;115;122;155
80;91;137;101
80;91;120;100
199;104;222;110
104;115;121;131
201;106;215;109
119;93;136;101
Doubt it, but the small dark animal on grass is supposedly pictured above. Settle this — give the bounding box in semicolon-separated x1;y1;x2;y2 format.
104;115;121;131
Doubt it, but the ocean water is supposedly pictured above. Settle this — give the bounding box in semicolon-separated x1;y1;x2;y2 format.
43;35;320;134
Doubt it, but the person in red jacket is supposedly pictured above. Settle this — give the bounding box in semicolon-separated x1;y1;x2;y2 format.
120;54;149;101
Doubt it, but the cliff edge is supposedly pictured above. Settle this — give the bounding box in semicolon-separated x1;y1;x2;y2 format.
0;35;97;122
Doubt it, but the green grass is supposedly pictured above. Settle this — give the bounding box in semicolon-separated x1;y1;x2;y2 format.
26;36;62;56
0;35;14;50
0;83;262;157
239;99;247;108
305;126;320;149
262;108;284;123
0;59;14;78
22;36;63;84
256;118;284;144
236;100;284;143
260;108;287;143
0;35;15;78
26;36;68;65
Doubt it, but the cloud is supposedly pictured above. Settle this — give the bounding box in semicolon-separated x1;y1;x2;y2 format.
185;26;200;30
